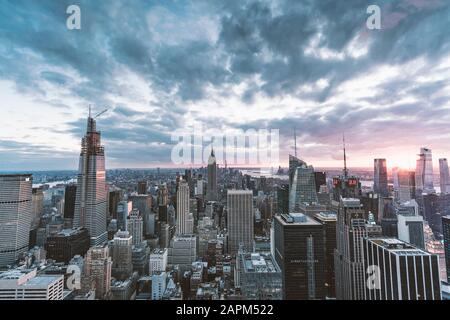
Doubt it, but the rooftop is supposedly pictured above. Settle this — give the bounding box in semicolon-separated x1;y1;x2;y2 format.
240;253;280;274
368;238;431;255
278;213;321;226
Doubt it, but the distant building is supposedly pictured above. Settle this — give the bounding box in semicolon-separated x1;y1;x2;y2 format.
0;174;33;267
45;228;90;263
0;268;64;300
373;159;388;197
206;149;218;201
63;185;77;227
127;209;143;245
274;213;325;300
130;195;153;238
111;231;133;280
227;190;254;255
396;169;416;203
415;147;434;194
363;238;441;300
117;200;132;231
137;181;147;195
108;189;121;219
439;159;450;194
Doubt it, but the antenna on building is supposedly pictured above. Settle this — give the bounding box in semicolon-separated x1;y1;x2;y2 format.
343;132;348;179
88;105;91;118
294;127;297;158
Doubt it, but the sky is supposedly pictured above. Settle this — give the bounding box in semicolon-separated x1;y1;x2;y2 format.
1;0;450;171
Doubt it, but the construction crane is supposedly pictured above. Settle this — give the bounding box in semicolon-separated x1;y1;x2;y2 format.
94;108;108;118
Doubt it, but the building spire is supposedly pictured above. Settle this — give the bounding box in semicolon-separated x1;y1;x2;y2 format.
88;104;91;118
294;127;297;158
343;132;348;178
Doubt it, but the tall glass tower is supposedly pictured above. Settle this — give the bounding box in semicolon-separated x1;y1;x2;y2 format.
73;113;108;246
439;158;450;194
373;159;388;197
0;174;32;267
415;147;434;193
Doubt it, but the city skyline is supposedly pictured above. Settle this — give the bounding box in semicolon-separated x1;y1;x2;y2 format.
1;1;450;170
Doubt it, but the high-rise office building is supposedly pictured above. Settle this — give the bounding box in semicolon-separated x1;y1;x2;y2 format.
274;213;325;300
130;195;153;237
439;158;450;194
117;200;132;231
73;113;108;246
415;147;434;193
137;181;147;195
363;238;441;300
63;185;77;225
276;184;289;215
227;190;254;255
45;228;90;263
111;230;133;280
0;174;33;267
374;159;388;197
127;208;143;245
168;235;197;271
206;149;218;201
443;215;450;283
334;198;382;300
149;248;168;275
396;200;425;249
397;169;416;203
176;181;192;235
84;245;112;300
31;187;44;230
314;211;337;298
108;189;121;219
289;164;318;211
288;155;306;189
314;171;326;193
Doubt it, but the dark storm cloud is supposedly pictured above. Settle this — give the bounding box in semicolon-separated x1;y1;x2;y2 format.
1;0;450;168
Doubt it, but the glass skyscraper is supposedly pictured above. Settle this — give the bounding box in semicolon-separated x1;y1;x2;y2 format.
73;113;108;246
415;147;434;193
289;164;318;212
0;174;32;267
374;158;388;197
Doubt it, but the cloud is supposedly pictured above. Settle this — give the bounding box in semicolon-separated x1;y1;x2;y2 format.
0;0;450;169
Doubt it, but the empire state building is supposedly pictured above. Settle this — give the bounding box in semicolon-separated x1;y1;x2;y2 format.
73;111;108;246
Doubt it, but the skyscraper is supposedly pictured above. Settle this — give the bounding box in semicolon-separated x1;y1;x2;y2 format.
63;185;77;226
0;174;33;267
334;198;382;300
439;158;450;194
397;169;416;203
314;211;337;298
127;208;143;246
206;149;218;201
176;181;192;235
130;194;153;237
111;230;133;280
274;213;325;300
443;215;450;283
227;190;254;255
84;245;112;300
289;163;318;211
416;147;434;193
363;238;441;300
373;159;388;197
73;113;108;246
